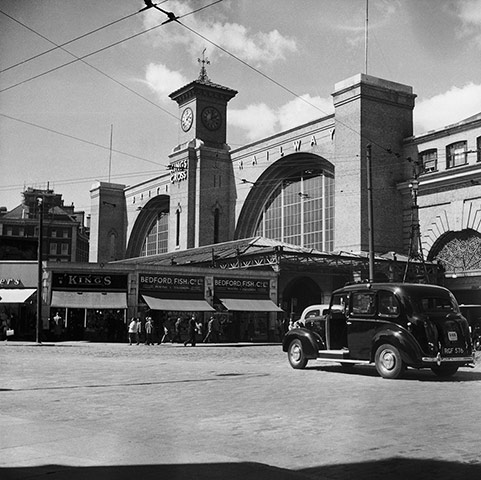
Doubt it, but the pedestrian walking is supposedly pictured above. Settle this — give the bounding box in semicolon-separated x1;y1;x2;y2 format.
184;315;197;346
171;317;183;343
203;316;219;343
159;317;172;344
128;317;140;345
144;316;153;345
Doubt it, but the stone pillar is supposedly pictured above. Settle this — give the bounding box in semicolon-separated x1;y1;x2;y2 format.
332;74;416;253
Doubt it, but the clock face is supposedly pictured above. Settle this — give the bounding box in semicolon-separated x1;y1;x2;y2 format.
201;106;222;131
181;107;193;132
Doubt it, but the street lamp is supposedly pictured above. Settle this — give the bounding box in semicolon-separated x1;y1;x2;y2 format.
36;197;43;344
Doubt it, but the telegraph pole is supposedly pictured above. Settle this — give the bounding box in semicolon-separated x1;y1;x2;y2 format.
36;197;44;344
403;162;429;283
366;144;375;282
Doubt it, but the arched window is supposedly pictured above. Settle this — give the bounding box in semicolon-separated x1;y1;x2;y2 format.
430;229;481;274
140;213;169;256
255;172;334;251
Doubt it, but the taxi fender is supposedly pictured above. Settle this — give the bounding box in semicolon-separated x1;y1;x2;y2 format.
371;326;423;365
282;328;323;358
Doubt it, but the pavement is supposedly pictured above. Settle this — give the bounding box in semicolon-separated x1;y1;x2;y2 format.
1;340;481;480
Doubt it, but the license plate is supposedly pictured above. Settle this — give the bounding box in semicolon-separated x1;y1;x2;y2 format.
448;331;458;341
443;347;464;355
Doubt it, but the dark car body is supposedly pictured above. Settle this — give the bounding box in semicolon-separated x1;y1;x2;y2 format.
282;283;475;379
459;304;481;349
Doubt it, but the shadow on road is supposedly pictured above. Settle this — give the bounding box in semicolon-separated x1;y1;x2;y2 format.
2;457;480;480
302;456;481;480
307;364;481;381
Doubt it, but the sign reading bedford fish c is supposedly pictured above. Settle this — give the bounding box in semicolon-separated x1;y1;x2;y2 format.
139;273;205;294
214;277;270;297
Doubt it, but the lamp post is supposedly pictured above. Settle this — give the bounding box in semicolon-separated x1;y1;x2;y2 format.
36;197;44;344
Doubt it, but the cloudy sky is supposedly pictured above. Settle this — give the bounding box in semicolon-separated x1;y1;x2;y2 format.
1;0;481;213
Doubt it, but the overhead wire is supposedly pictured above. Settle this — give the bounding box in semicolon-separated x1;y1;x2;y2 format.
0;112;166;166
0;8;141;74
1;0;415;205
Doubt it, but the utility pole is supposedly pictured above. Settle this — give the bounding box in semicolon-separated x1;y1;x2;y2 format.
366;144;375;282
403;162;429;283
36;196;44;344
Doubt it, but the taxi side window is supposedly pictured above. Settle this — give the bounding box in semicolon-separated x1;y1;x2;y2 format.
331;294;349;315
378;291;400;317
351;292;375;315
306;310;319;318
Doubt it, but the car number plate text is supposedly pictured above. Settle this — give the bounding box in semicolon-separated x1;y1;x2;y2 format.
443;347;464;355
448;331;458;341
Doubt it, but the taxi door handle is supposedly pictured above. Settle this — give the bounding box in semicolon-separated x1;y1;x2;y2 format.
346;321;352;325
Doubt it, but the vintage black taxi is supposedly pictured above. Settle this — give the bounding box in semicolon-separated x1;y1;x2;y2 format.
283;283;475;379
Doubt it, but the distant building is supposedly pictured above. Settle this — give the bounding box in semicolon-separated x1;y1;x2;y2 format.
0;187;89;262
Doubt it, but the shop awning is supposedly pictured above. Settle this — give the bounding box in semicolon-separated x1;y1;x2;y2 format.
219;298;283;312
0;288;36;304
51;291;127;309
142;295;215;312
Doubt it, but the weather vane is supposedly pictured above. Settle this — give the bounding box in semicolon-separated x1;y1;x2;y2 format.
197;48;210;83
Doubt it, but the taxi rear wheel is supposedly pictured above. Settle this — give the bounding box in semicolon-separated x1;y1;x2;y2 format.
375;344;405;379
288;339;308;369
431;364;459;377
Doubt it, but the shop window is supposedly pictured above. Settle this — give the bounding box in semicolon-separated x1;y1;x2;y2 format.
419;149;437;173
446;141;467;168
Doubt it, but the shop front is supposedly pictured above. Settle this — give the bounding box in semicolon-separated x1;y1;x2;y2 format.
213;276;284;342
48;271;128;341
139;272;215;342
0;261;37;340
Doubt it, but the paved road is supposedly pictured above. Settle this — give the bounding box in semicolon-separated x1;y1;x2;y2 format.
1;341;480;479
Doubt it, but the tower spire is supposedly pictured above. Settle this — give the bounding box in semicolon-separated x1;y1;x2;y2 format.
197;48;210;83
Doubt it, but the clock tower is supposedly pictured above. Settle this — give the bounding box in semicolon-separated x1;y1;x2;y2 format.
168;55;238;250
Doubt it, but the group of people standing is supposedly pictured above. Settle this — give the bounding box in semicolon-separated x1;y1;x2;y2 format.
127;314;221;346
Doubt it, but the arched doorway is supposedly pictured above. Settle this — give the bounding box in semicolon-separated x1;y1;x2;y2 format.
282;276;323;319
428;229;481;275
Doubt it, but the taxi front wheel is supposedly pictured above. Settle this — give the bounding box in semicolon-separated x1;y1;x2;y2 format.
288;339;308;369
375;344;405;379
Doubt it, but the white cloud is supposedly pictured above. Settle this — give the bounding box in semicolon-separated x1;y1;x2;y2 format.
457;0;481;25
230;95;333;142
278;95;334;131
142;1;297;64
229;103;278;141
455;0;481;46
145;63;188;102
414;83;481;134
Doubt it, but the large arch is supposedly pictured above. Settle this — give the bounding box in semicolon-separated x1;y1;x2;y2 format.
125;195;170;258
427;228;481;274
235;152;335;241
